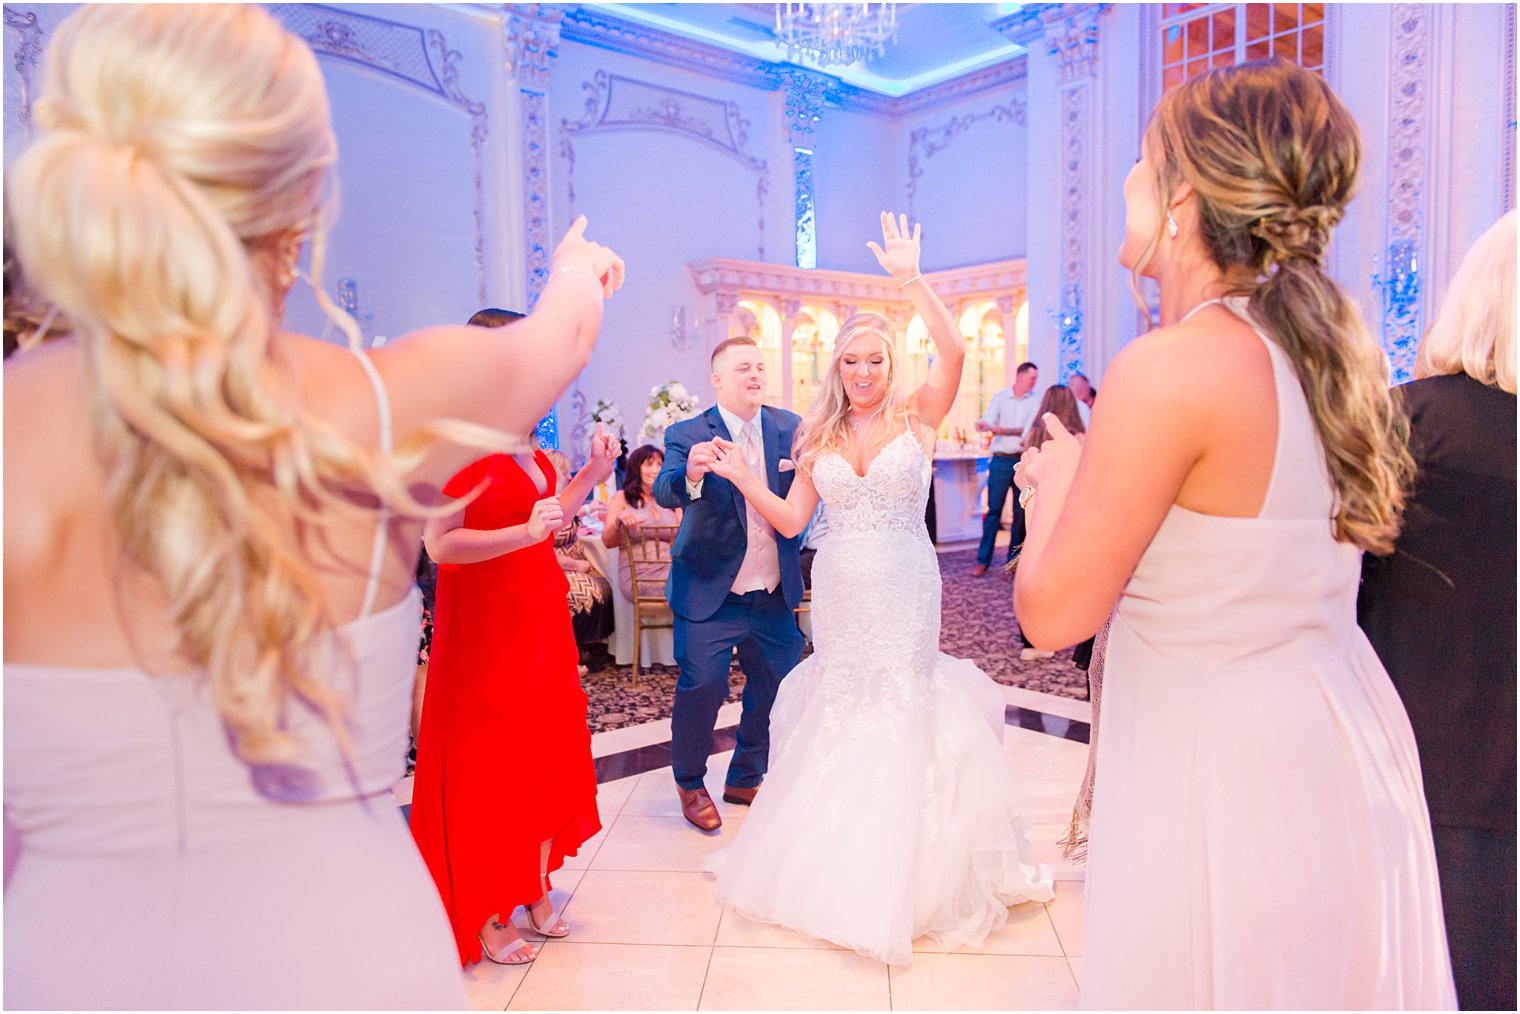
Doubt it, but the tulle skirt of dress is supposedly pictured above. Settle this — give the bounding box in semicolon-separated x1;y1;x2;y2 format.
702;532;1051;966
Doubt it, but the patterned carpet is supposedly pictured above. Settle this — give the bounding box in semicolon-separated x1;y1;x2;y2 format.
581;547;1091;735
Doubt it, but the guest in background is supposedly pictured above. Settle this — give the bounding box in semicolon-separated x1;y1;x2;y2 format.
544;448;615;659
2;5;623;1007
972;361;1040;576
409;545;438;773
602;443;680;600
798;501;829;589
409;309;619;968
1358;210;1517;1012
1015;384;1086;661
1067;372;1095;426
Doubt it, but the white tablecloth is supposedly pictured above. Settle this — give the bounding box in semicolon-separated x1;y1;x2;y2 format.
578;535;676;667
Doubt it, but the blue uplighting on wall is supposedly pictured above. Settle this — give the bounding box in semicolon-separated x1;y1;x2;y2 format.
535;407;560;450
1048;284;1084;383
794;146;817;270
1372;238;1422;384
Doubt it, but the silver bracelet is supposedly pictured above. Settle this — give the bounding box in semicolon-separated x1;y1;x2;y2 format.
898;273;922;289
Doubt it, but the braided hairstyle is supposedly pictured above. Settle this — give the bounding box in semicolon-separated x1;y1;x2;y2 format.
1132;59;1413;554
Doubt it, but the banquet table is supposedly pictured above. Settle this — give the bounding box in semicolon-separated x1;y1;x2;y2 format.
578;534;677;668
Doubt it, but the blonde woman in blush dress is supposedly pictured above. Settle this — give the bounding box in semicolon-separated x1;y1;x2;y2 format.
2;5;623;1007
1013;59;1453;1008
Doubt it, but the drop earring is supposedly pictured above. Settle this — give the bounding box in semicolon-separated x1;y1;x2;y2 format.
1166;211;1179;239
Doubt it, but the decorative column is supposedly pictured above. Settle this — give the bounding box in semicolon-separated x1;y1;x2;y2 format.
501;4;564;447
997;4;1107;385
1373;4;1433;384
778;69;829;270
780;297;802;412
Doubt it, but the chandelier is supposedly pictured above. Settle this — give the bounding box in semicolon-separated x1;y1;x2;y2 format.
774;3;899;69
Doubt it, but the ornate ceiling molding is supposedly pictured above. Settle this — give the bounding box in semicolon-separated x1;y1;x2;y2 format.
501;3;563;87
994;3;1107;84
559;5;1027;119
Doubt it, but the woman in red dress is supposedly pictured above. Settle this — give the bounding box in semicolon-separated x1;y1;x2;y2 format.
410;357;617;964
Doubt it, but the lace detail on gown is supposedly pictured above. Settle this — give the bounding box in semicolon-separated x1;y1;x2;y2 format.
707;429;1053;965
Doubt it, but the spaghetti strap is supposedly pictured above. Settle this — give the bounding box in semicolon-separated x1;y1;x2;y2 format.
348;347;393;619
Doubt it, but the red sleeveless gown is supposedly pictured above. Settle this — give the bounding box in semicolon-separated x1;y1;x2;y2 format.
409;452;601;965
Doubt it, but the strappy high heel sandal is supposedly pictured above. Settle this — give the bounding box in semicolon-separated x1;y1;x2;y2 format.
479;926;537;965
523;897;571;938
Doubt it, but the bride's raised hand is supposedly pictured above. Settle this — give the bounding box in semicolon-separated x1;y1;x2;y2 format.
865;211;922;286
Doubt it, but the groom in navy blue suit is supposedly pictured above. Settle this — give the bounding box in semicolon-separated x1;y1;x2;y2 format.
653;337;805;832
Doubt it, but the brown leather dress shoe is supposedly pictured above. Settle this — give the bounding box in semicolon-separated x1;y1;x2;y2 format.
972;563;989;577
678;786;722;831
722;784;759;806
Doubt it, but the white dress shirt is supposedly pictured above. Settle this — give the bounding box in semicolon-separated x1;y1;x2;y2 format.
685;405;780;594
980;388;1041;454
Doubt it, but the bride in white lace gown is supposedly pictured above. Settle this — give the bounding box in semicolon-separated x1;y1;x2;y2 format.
702;214;1053;965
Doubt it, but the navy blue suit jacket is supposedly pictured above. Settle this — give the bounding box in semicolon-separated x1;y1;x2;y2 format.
653;405;805;622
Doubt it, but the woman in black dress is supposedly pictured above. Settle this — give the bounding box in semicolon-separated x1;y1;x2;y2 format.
1358;210;1516;1012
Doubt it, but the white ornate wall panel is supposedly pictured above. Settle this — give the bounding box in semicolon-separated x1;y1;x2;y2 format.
551;40;784;451
902;90;1029;271
270;4;508;343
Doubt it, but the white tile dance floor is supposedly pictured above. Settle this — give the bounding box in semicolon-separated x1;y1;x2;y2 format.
399;685;1091;1011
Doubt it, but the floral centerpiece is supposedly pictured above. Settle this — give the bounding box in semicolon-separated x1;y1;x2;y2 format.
637;380;701;448
589;397;625;443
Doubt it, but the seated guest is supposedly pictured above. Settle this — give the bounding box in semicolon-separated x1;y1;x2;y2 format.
543;449;615;656
1358;210;1517;1012
1015;385;1087;661
601;443;680;599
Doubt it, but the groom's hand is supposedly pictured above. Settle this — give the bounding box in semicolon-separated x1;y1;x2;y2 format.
687;441;718;483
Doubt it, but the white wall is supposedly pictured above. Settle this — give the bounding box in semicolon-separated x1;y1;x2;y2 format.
899;83;1031;271
548;40;787;446
813;105;902;274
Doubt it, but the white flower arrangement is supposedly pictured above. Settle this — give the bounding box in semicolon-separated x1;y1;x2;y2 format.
590;397;625;441
637;380;701;447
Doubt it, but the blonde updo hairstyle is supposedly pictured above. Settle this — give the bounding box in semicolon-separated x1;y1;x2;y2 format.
794;311;907;474
1131;58;1413;555
7;5;444;762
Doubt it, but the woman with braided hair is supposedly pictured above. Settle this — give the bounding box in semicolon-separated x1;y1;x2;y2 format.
1013;59;1454;1008
3;5;622;1007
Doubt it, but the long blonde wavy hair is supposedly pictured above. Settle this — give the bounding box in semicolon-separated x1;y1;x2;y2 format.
794;312;909;474
7;5;488;762
1131;59;1413;555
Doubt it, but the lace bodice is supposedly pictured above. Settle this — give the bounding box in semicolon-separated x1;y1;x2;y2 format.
810;429;932;537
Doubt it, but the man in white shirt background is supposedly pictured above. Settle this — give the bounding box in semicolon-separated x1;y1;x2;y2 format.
971;361;1040;577
1069;371;1095;427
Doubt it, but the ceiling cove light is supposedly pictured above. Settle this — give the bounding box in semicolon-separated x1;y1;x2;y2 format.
774;2;899;70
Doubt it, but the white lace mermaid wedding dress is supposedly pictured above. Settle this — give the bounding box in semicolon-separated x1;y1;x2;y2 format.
707;429;1054;965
